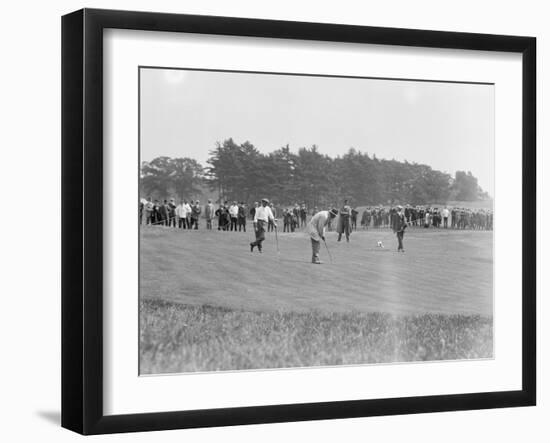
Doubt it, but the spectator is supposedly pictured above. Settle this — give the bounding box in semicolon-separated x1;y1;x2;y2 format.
442;206;450;228
229;201;239;231
238;202;247;232
204;199;214;230
190;200;201;229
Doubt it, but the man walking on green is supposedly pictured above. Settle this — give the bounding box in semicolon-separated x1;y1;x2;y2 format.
392;205;408;252
250;198;275;253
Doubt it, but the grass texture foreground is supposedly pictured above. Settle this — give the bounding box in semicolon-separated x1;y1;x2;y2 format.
140;299;493;374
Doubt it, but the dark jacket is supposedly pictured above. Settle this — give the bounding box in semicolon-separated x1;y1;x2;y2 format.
191;204;201;219
392;212;407;233
336;205;351;234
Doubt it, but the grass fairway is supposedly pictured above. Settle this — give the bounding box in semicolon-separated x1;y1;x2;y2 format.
140;225;493;374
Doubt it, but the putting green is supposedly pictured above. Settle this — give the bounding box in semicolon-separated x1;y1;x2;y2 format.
139;226;493;316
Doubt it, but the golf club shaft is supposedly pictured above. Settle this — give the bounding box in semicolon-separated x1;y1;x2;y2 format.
274;224;280;254
323;238;333;263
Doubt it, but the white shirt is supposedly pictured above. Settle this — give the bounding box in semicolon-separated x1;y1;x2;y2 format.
254;205;274;223
177;204;191;217
229;204;239;217
442;208;450;218
308;211;330;241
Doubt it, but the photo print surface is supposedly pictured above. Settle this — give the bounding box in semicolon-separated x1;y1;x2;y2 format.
138;67;494;375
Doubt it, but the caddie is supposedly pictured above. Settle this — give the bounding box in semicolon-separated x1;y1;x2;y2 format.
308;208;338;264
250;198;275;253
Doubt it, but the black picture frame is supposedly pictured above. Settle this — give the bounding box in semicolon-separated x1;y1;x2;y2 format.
61;8;536;435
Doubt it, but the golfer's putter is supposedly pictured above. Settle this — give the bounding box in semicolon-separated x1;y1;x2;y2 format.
274;223;280;260
323;238;333;264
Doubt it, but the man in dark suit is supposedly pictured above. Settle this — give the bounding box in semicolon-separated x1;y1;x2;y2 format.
215;202;230;231
336;199;352;242
238;202;247;232
168;199;177;227
152;200;160;224
299;204;307;227
283;209;292;232
392;205;407;252
190;200;201;229
159;200;168;226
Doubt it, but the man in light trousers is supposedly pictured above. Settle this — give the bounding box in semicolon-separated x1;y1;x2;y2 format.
308;208;338;264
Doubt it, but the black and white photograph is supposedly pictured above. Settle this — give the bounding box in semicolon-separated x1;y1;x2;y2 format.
138;67;494;375
1;0;545;439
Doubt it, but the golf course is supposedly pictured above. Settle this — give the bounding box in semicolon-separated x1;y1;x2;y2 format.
139;225;493;374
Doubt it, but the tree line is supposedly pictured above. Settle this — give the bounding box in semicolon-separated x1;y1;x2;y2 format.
140;138;489;207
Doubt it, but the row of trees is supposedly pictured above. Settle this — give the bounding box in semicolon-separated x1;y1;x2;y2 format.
140;156;205;202
140;138;489;206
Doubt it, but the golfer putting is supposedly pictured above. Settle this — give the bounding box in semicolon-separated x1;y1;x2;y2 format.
308;208;338;264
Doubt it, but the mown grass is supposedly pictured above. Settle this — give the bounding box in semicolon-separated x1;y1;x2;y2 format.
140;298;493;374
139;228;493;317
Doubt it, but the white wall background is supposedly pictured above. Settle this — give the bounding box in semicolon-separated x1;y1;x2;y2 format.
0;1;545;441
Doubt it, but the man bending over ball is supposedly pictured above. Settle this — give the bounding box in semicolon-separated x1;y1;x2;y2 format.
308;208;338;264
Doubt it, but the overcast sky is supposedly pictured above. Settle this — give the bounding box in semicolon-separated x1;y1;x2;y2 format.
140;68;494;196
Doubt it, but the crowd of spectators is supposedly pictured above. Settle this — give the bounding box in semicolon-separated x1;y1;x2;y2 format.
140;198;493;232
360;205;493;230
